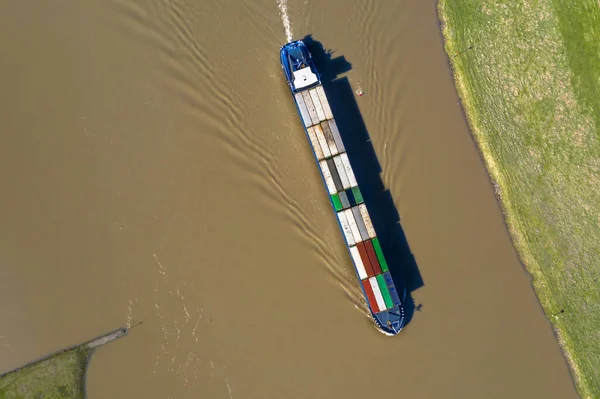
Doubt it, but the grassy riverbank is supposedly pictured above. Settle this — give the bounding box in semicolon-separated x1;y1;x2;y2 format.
0;348;90;399
438;0;600;397
0;328;127;399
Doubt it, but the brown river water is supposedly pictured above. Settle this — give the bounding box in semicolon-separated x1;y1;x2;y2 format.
0;0;578;398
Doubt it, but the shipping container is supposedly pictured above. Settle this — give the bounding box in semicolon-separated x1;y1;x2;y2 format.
314;125;331;158
351;206;370;241
316;86;333;119
349;245;368;280
369;277;387;312
356;242;375;277
376;274;394;309
294;93;313;128
371;238;389;273
319;160;337;195
301;90;320;125
351;186;364;204
331;193;342;211
345;188;356;206
358;204;377;238
321;121;339;155
326;158;344;192
306;127;324;160
361;279;380;313
344;208;363;244
383;272;402;306
327;120;345;152
309;88;327;122
336;211;355;246
333;156;351;189
338;191;350;209
339;153;357;186
364;240;382;275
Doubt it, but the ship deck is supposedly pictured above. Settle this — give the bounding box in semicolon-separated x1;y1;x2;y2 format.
291;82;405;333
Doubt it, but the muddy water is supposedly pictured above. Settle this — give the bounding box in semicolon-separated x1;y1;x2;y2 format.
0;0;577;398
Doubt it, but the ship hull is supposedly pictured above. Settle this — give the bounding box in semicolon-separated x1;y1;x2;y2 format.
280;40;406;335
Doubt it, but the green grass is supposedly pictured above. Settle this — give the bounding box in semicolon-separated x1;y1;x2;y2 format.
438;0;600;397
0;348;91;399
0;329;126;399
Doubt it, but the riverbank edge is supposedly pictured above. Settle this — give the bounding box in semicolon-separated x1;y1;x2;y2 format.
0;327;128;399
0;328;128;380
435;1;586;397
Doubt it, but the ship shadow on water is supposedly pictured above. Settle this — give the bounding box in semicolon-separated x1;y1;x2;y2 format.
302;35;424;327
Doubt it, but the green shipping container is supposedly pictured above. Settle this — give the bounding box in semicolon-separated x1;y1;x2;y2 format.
376;274;394;309
371;238;389;272
331;193;342;211
351;186;364;204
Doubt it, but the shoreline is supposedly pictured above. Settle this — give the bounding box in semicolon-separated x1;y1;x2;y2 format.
0;327;128;399
435;0;582;396
0;327;128;379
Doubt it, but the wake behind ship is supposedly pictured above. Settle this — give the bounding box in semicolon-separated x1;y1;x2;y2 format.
280;40;406;335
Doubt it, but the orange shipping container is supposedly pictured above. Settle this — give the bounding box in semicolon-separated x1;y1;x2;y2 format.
362;279;380;313
364;240;382;275
356;242;375;277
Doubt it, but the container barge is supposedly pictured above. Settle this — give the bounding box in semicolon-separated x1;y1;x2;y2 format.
280;40;406;335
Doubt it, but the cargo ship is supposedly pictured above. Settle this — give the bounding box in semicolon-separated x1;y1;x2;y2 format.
280;40;406;335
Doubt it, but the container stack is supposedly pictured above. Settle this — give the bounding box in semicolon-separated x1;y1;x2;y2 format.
294;85;402;314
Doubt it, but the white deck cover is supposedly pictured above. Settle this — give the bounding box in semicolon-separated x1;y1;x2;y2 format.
293;67;319;90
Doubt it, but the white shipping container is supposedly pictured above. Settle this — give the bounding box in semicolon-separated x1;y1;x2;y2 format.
316;86;333;119
344;208;363;244
369;277;387;312
320;122;339;156
340;154;357;187
294;93;313;128
349;246;368;280
327;120;345;152
306;127;324;160
333;156;351;189
301;91;320;126
309;89;327;121
337;211;356;246
314;125;332;158
359;204;377;238
319;160;337;194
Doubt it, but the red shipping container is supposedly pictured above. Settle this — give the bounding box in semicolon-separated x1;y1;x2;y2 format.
364;240;382;275
362;279;380;313
356;242;374;277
